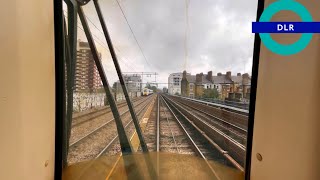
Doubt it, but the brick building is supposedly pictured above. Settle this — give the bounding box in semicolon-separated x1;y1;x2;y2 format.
180;70;251;100
74;41;102;92
228;72;251;101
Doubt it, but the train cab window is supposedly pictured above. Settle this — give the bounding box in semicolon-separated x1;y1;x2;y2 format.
57;0;259;179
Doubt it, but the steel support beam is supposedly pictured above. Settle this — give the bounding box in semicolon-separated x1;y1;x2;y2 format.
92;2;157;178
62;16;69;168
63;0;78;166
93;0;148;152
78;6;133;153
93;0;157;179
65;0;78;68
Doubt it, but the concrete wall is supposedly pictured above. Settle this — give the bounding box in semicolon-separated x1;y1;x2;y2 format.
114;92;141;102
72;92;142;112
73;93;106;112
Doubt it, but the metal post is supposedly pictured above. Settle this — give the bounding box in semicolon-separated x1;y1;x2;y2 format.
62;0;78;166
55;0;65;176
93;0;148;152
62;16;69;168
65;0;78;72
78;7;133;153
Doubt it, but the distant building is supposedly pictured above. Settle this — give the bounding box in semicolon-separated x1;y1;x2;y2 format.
123;74;142;93
181;71;251;100
74;41;102;92
228;72;251;101
168;72;190;95
163;87;168;93
114;74;142;93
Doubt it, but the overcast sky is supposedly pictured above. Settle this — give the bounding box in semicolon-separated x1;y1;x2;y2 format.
73;0;258;88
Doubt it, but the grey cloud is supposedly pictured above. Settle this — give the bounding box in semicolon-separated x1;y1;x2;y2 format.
80;0;258;86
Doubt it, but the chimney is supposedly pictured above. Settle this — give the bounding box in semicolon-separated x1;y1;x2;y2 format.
226;71;232;79
242;73;250;84
217;72;222;76
206;71;213;82
237;73;241;76
196;74;202;84
183;70;187;79
242;73;249;79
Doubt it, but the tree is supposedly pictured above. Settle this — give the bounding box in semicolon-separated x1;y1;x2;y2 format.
203;88;219;99
145;83;151;89
112;82;117;89
145;84;157;92
151;86;157;92
112;82;122;93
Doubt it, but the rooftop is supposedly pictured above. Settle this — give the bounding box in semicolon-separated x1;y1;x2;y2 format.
183;71;251;85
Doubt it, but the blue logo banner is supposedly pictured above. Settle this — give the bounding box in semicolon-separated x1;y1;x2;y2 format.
252;22;320;33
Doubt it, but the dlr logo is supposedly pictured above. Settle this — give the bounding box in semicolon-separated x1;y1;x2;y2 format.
277;24;295;32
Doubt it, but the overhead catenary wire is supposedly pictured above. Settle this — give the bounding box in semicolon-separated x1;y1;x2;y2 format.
63;12;117;81
64;9;160;87
77;10;141;72
64;10;139;72
77;25;132;80
183;0;190;71
84;15;141;72
114;0;154;71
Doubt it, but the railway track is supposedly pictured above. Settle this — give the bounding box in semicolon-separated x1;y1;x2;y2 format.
68;96;152;145
67;95;154;164
170;95;249;130
68;93;247;172
158;96;180;153
144;95;194;154
173;99;247;145
177;96;249;115
143;94;244;177
95;98;154;158
164;95;245;169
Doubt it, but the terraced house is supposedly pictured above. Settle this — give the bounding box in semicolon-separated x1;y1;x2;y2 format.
181;70;251;101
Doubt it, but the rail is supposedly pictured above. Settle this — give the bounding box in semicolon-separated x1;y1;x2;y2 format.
174;98;247;133
160;95;221;179
163;95;244;171
173;95;249;114
95;97;153;158
69;96;154;148
200;97;249;110
158;96;179;153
